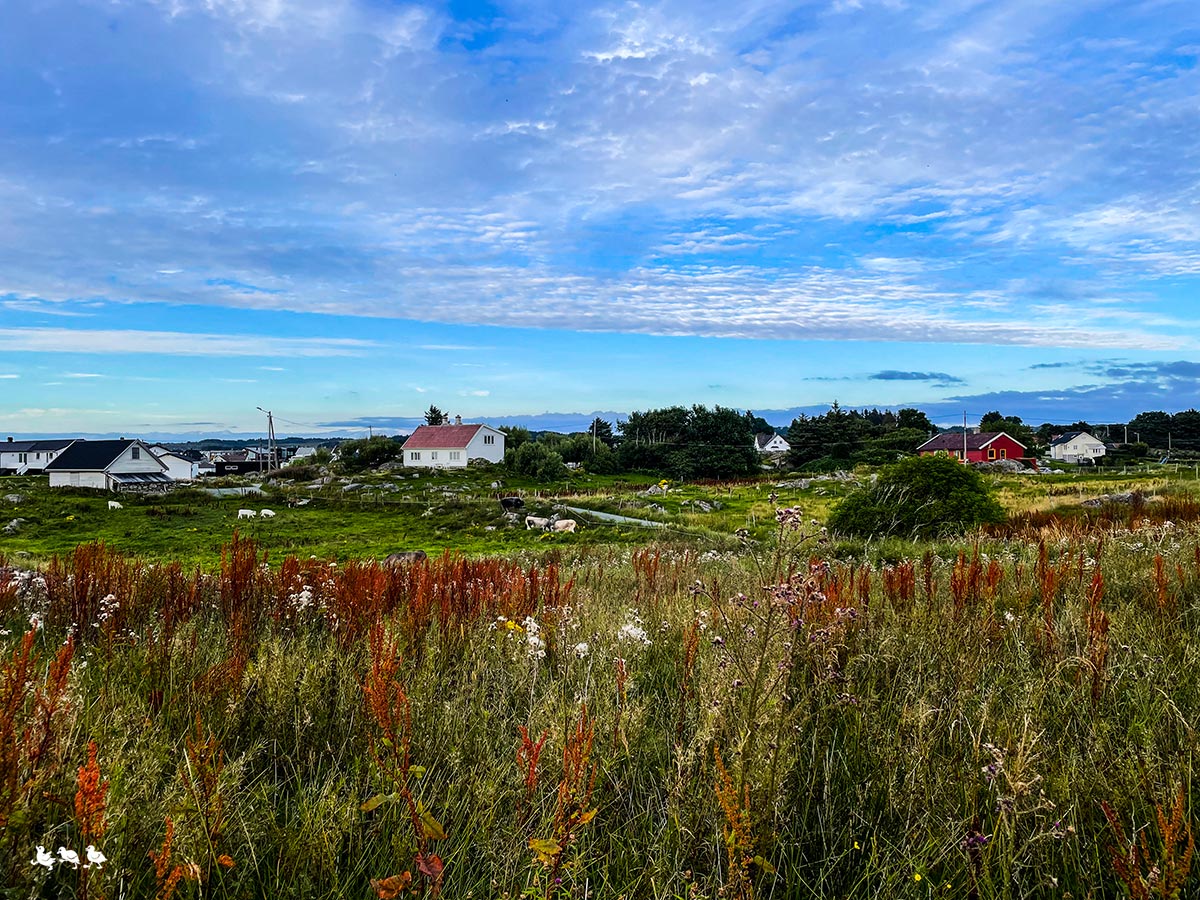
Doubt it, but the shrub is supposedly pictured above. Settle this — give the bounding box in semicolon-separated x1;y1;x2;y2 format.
827;454;1005;539
504;442;569;482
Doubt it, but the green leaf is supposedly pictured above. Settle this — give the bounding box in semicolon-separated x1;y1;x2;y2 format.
360;793;399;813
417;801;447;840
752;855;776;875
528;836;561;865
407;765;427;780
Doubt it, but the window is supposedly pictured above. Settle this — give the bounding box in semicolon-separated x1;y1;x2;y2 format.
450;451;461;461
1000;449;1007;459
18;453;26;463
132;446;140;460
483;434;495;445
431;451;438;460
410;451;421;461
988;449;996;460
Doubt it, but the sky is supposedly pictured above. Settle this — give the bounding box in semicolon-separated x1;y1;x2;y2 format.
1;0;1199;437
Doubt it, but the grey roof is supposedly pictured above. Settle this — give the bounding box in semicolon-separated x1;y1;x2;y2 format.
1049;431;1099;447
755;433;786;450
43;440;163;472
1;439;76;453
917;431;1027;453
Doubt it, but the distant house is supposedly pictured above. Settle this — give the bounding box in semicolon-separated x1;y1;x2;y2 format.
402;419;505;468
149;446;198;481
1049;431;1106;464
0;438;76;475
754;433;790;454
44;439;173;492
916;432;1027;463
213;448;278;476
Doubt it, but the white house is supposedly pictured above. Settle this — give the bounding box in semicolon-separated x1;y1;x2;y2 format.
402;419;506;468
44;439;174;492
0;438;76;474
754;433;790;454
1049;431;1107;464
149;446;198;482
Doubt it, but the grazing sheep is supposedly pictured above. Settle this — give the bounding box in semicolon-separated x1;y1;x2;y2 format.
551;519;577;533
107;500;123;510
259;509;276;518
499;496;525;511
525;515;551;530
237;509;257;519
385;550;428;566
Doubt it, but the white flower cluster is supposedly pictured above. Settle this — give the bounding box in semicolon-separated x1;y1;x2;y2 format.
31;845;106;871
522;616;546;659
288;585;315;614
97;593;120;624
617;610;651;646
573;641;590;659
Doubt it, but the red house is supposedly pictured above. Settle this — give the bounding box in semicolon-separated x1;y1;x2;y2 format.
916;431;1027;463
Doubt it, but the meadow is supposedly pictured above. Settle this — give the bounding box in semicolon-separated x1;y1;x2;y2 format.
2;465;1200;898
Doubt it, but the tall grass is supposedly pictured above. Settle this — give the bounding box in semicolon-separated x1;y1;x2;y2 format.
0;517;1199;897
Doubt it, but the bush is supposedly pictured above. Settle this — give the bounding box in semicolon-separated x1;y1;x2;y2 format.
504;442;569;482
827;454;1005;539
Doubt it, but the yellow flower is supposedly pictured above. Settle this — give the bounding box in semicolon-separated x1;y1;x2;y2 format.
853;841;860;850
913;873;922;883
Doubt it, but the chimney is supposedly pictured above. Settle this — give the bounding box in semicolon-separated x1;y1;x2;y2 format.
455;415;462;425
5;437;11;442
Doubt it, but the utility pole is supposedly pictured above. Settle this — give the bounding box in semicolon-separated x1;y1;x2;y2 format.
1124;425;1128;444
963;411;968;461
256;407;276;471
592;418;596;455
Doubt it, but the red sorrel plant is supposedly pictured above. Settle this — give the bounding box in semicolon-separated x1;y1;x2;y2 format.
713;744;768;900
148;817;200;900
881;560;916;609
1085;569;1110;704
180;716;236;884
529;704;597;900
1101;785;1194;899
516;726;549;832
362;620;445;896
675;618;701;745
72;741;108;900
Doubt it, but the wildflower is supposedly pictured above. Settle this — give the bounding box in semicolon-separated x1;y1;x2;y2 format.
573;642;590;659
85;845;107;868
853;841;860;850
30;846;54;869
58;847;80;868
913;873;922;883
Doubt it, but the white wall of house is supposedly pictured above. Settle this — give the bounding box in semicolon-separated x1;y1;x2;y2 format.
156;453;196;481
1;447;67;473
464;427;505;463
49;471;108;489
1050;432;1107;463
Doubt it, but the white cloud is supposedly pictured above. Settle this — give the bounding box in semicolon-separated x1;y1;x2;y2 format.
0;328;377;357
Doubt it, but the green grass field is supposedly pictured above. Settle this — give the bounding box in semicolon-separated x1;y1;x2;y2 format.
3;464;1200;898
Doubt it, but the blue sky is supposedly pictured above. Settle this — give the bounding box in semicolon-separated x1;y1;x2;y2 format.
1;0;1199;436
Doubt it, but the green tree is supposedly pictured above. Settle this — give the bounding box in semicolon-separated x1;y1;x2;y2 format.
590;418;615;447
499;425;531;450
979;411;1037;449
424;405;448;426
827;454;1005;539
336;436;404;473
1127;411;1172;449
897;408;934;433
504;442;568;482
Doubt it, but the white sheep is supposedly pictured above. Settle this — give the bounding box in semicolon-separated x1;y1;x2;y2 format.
259;509;276;518
237;509;257;519
107;500;123;510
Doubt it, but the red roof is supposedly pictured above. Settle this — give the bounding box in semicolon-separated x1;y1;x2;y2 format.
402;424;486;450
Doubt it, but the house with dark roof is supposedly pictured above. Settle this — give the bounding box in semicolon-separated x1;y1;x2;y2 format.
0;438;77;475
43;439;173;492
1049;431;1106;464
754;433;790;454
916;431;1027;463
401;417;505;468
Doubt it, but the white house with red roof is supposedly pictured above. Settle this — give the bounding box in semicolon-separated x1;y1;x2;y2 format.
402;417;506;468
